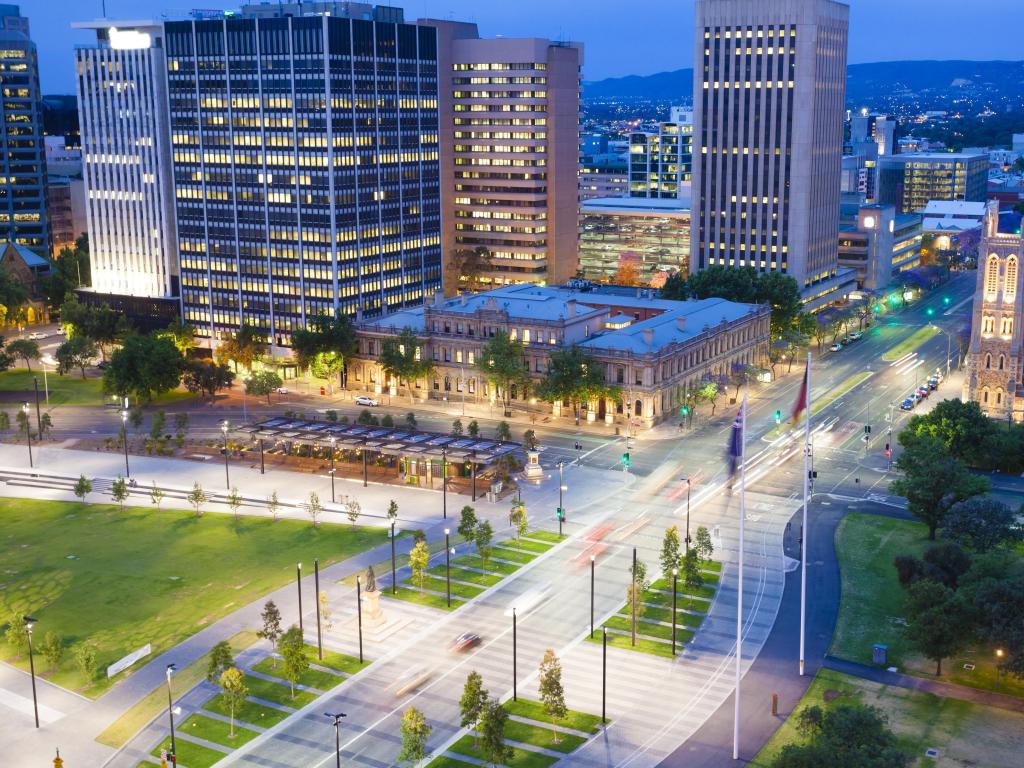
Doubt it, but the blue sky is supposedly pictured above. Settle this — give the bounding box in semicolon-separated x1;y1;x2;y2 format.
35;0;1024;93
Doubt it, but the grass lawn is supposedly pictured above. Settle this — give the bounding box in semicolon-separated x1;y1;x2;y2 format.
179;713;259;748
428;566;502;587
504;698;605;733
524;530;563;543
504;718;586;753
96;631;257;749
751;668;1024;768
0;498;385;697
425;758;479;768
448;734;559;768
0;369;194;407
882;325;940;362
500;537;553;554
412;574;485;599
309;645;367;675
588;631;676;658
203;693;290;728
604;614;694;644
627;605;704;628
453;554;521;575
384;585;460;611
251;657;341;692
488;546;537;564
151;736;226;768
644;589;712;610
244;673;317;707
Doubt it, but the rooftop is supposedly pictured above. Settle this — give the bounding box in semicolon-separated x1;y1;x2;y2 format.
917;200;989;217
580;195;692;214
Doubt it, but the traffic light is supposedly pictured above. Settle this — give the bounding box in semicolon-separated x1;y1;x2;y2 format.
774;409;782;425
943;296;951;305
556;507;565;521
926;307;934;317
621;452;630;469
680;405;690;416
885;443;891;458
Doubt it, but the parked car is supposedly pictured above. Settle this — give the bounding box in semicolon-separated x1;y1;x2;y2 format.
274;386;289;394
916;385;930;399
354;395;379;407
927;376;940;390
900;398;915;411
27;331;47;340
829;342;843;352
848;331;863;341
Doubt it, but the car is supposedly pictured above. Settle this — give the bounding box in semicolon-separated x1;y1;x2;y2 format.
274;386;289;394
916;386;930;399
392;665;433;696
449;632;482;653
355;395;379;407
848;331;863;341
934;371;945;384
829;342;843;352
97;361;109;370
504;585;551;617
927;376;940;390
900;398;915;411
27;331;47;340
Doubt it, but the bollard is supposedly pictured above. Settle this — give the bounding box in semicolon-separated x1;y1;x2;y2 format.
771;692;779;716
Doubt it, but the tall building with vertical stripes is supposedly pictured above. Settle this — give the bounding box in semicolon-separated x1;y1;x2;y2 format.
692;0;852;308
74;21;178;299
163;3;441;352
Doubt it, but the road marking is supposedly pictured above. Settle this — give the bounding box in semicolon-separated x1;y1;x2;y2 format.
943;294;973;316
0;686;63;723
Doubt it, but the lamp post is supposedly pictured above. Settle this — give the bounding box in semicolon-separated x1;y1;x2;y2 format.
671;566;678;655
165;663;178;767
22;402;32;468
996;648;1005;689
590;554;596;638
683;478;692;550
296;562;303;633
314;559;323;661
24;615;38;728
631;547;637;647
121;408;130;477
390;521;397;595
356;576;363;663
558;461;565;537
930;323;953;376
601;626;607;724
325;712;347;768
512;607;517;701
221;421;230;489
441;446;447;520
445;528;451;607
33;376;41;434
329;437;337;504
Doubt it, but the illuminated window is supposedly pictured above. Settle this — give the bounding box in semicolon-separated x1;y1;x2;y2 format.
985;255;999;297
1006;256;1018;301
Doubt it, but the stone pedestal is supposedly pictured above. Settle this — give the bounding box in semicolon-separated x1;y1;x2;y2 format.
362;588;386;628
523;449;544;479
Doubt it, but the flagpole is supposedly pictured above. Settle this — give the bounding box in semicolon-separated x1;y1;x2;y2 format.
733;394;747;761
800;353;811;676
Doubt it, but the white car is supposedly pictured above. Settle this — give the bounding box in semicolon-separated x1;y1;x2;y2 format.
274;386;289;394
27;331;47;340
355;395;379;407
504;585;551;618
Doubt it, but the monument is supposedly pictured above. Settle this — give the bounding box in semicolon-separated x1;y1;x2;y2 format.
523;448;544;479
361;565;386;628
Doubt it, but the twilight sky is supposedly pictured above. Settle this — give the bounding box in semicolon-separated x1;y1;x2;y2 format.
35;0;1024;93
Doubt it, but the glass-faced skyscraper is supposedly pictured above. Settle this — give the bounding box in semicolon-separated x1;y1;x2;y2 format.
164;5;441;350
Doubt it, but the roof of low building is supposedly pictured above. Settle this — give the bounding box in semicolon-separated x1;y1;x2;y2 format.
0;241;50;270
917;200;988;217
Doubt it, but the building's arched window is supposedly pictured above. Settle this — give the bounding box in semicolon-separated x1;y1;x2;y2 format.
999;354;1006;370
1002;317;1014;337
983;388;990;404
986;255;1000;297
997;389;1004;405
985;353;992;369
1006;256;1018;301
983;315;995;334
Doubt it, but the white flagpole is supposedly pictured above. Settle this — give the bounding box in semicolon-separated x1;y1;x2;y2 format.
733;394;748;761
800;352;811;676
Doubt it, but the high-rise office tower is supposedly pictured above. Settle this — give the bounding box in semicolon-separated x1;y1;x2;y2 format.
878;152;988;215
74;21;179;299
164;3;441;351
424;20;582;293
629;112;692;199
0;4;48;252
692;0;851;305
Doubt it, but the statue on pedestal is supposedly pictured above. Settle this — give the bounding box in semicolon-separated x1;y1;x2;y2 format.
362;564;385;626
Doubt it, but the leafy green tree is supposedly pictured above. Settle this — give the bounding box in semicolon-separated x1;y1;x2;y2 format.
397;705;432;765
538;648;567;742
387;500;399;526
110;476;129;511
477;332;530;416
903;399;996;464
306;490;323;527
903;579;973;676
2;611;29;654
682;548;704;589
266;490;280;522
206;640;234;684
379;326;436;402
73;643;97;682
345;497;361;527
246;369;283;404
278;625;309;699
103;334;184;402
73;474;92;502
695;526;714;563
891;433;990;539
458;505;478;543
150;481;165;511
409;540;430;588
182;360;235;399
971;569;1024;680
149;409;166;440
59;296;130;361
536;344;620;425
155;321;196;356
187;481;208;517
257;601;283;658
770;703;910;768
510;500;528;541
452;245;493;292
467;420;479;436
0;264;28;318
216;323;267;372
7;338;40;371
39;242;89;310
475;519;494;570
0;411;9;431
219;667;248;738
0;337;13;372
459;670;488;737
290;313;357;387
478;697;513;767
404;412;417;430
757;271;805;340
227;486;243;520
40;631;63;671
943;497;1023;552
174;412;189;438
627;557;648;625
496;421;511;442
55;334;97;379
660;526;682;580
452;418;463;436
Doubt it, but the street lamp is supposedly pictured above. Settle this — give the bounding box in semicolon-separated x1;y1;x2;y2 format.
445;528;451;607
221;420;230;489
590;554;596;638
996;648;1005;689
390;521;397;596
165;663;178;767
121;408;130;477
930;323;954;376
296;562;304;633
356;576;363;663
24;615;38;728
601;626;607;724
512;606;517;701
557;462;566;537
671;567;678;655
314;559;323;660
683;478;692;550
325;712;347;768
441;446;447;520
329;436;337;504
22;402;32;468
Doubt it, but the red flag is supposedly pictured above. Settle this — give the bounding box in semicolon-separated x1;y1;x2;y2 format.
791;364;809;423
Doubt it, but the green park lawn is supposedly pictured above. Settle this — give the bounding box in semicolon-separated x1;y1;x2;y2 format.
504;718;587;753
151;735;226;768
489;546;538;564
503;697;605;733
384;585;459;611
500;537;553;554
588;631;677;658
428;565;502;587
204;692;290;728
881;325;940;362
453;554;521;575
448;735;559;768
179;712;260;748
415;574;485;599
0;498;386;697
0;368;194;407
251;656;341;691
309;645;368;675
523;530;563;543
751;668;1024;768
244;674;317;707
832;513;1024;697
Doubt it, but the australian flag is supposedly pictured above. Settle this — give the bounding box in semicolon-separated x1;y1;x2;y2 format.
727;405;744;477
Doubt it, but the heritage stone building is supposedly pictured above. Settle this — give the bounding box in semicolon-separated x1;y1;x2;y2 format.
964;206;1023;422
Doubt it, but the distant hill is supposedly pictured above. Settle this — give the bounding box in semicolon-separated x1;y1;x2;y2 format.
584;60;1024;108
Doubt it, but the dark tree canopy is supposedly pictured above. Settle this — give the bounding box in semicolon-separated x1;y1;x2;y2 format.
102;334;185;402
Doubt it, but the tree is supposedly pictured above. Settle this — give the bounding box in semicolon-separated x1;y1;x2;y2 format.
523;429;538;450
15;407;31;439
697;379;725;416
943;497;1023;552
660;526;682;579
187;482;208;517
7;338;40;371
510;500;528;542
0;411;8;431
627;557;649;623
319;590;333;632
613;261;643;287
306;491;323;527
59;296;130;361
155;321;196;356
290;312;357;387
219;667;249;739
478;697;513;767
536;345;620;426
404;412;417;430
182;360;235;400
903;579;972;676
3;611;29;654
971;569;1024;680
55;334;97;379
660;271;688;300
258;601;283;658
757;271;805;340
452;246;494;292
538;648;567;742
496;421;511;442
695;526;714;563
266;490;281;522
903;399;996;464
770;703;909;768
149;409;166;440
174;412;189;438
682;548;704;589
458;505;478;543
246;369;283;405
73;643;97;682
891;433;990;539
40;631;64;671
467;420;479;437
206;640;234;684
110;476;129;511
409;539;430;588
227;486;243;520
0;265;28;322
278;625;309;699
216;323;267;372
476;519;494;570
387;500;399;526
39;242;90;310
379;326;435;402
459;671;488;737
452;418;463;436
345;498;361;527
150;481;165;511
397;705;432;765
103;334;184;403
477;332;530;417
73;474;92;502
